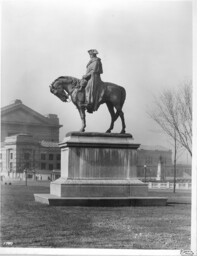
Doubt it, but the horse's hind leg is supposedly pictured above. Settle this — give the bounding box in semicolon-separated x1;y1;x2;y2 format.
106;102;115;133
119;110;126;134
113;105;126;134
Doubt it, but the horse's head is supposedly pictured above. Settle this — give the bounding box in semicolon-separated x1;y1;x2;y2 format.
50;78;69;102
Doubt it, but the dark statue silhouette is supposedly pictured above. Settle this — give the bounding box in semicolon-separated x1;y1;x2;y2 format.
50;76;127;134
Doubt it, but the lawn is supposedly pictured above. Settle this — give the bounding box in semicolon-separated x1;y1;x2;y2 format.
0;181;191;249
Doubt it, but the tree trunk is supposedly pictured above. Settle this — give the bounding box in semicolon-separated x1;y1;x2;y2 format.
173;131;177;193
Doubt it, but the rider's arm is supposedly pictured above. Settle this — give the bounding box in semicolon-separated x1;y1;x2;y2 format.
83;60;100;79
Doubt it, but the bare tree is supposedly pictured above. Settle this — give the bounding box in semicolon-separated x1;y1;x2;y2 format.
148;80;192;157
148;81;192;193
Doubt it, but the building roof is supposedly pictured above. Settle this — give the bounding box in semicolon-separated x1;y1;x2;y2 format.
1;99;62;128
139;145;171;152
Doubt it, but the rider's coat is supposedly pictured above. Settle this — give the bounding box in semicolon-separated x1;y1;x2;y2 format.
83;57;104;111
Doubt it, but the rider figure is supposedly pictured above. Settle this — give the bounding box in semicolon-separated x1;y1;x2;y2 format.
80;49;103;113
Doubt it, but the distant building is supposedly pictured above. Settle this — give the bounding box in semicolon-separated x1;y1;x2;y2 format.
1;99;62;142
0;100;62;180
137;145;173;181
137;145;191;181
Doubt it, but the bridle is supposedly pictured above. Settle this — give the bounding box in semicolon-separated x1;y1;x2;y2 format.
50;77;81;103
49;83;69;103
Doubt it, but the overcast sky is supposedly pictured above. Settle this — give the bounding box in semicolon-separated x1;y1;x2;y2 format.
1;0;192;161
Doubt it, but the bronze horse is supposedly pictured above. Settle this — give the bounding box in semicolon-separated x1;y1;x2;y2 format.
50;76;126;133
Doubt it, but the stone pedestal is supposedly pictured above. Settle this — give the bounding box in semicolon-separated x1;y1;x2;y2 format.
34;132;167;206
50;132;147;198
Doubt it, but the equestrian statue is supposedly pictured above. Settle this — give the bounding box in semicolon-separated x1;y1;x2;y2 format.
50;49;127;134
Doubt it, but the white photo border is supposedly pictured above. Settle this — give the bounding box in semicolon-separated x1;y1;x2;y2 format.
0;0;196;255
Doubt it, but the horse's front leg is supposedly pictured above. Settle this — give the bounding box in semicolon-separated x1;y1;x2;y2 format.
106;102;115;133
78;107;86;132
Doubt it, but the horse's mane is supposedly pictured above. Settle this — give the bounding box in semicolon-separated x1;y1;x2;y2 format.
54;76;79;83
52;76;80;88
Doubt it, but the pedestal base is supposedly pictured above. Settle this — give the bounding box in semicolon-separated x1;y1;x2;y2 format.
34;132;168;207
34;194;168;207
50;178;148;197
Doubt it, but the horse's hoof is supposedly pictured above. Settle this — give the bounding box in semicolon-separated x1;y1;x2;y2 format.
79;129;85;132
106;130;111;133
120;130;126;134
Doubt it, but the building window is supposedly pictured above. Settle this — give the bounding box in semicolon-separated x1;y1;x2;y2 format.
0;163;3;171
57;154;60;161
49;154;53;160
56;163;60;170
10;162;13;171
41;163;46;170
0;153;2;159
24;153;30;160
41;154;46;160
10;153;13;159
49;164;53;170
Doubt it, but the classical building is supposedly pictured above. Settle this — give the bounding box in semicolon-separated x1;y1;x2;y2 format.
0;99;62;180
1;99;61;142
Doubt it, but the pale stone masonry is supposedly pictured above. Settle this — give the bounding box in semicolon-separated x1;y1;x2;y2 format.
0;100;62;178
1;99;62;142
35;132;168;206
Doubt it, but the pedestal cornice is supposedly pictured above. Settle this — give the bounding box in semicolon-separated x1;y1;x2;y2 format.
59;132;140;149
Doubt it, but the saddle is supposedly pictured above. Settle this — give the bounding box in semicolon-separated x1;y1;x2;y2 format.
79;79;88;90
73;78;106;113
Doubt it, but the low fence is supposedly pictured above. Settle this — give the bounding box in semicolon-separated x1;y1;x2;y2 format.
0;172;191;190
148;182;191;190
1;171;60;181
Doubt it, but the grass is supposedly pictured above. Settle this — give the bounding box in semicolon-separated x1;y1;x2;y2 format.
0;181;191;249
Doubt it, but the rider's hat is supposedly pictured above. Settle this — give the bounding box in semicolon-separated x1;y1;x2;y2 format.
88;49;99;55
